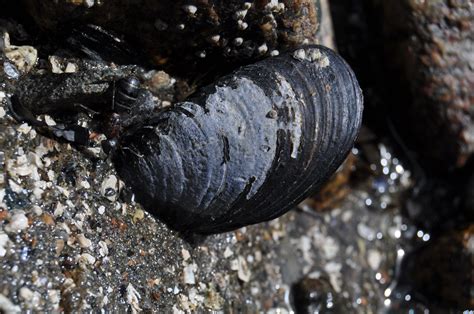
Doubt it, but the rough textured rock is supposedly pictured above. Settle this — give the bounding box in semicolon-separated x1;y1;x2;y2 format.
22;0;322;79
396;225;474;310
379;0;474;170
0;25;422;312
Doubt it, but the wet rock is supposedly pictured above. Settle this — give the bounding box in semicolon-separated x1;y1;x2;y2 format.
331;0;474;171
395;225;473;310
291;275;346;314
376;0;474;170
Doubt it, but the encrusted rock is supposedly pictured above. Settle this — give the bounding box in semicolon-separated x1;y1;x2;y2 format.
23;0;322;78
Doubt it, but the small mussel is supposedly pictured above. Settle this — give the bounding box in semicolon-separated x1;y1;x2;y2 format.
112;45;363;233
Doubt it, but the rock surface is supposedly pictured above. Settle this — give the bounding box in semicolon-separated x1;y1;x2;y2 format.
379;0;474;169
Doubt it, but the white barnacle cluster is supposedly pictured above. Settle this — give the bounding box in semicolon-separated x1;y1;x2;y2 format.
293;48;331;67
229;3;251;54
235;3;251;30
261;0;286;56
209;34;220;44
233;37;243;46
265;0;285;13
229;1;288;57
182;4;198;16
257;43;268;54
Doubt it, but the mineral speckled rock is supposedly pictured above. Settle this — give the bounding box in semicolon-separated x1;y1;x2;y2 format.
22;0;322;77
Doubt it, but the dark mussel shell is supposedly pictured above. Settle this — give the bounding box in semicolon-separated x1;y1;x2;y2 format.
113;45;363;233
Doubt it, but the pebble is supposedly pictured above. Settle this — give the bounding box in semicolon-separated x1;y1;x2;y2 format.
3;62;20;79
64;62;77;73
0;233;9;257
47;170;55;181
4;34;38;73
324;262;342;293
19;287;40;308
98;241;108;257
76;234;92;249
237;256;251;282
49;56;63;73
53;203;65;217
126;283;142;312
32;206;42;216
8;179;23;194
55;240;65;256
101;174;118;201
367;249;382;270
78;253;96;266
357;222;376;241
43;115;56;126
48;290;60;309
223;247;233;258
0;107;6;119
183;264;196;285
97;205;105;215
313;231;339;259
203;286;224;310
132;209;145;222
79;180;91;189
0;293;20;312
173;305;184;314
5;212;28;233
181;248;191;261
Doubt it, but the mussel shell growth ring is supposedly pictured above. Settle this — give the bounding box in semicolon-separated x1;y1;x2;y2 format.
113;45;364;233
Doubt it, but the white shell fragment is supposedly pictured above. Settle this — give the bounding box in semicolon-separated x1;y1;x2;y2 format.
101;174;119;201
5;212;28;233
3;33;37;73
